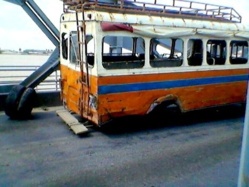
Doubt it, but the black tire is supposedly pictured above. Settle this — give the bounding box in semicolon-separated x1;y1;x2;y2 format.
4;85;26;118
17;88;37;119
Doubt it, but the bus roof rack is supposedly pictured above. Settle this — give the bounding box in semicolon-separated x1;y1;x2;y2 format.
62;0;242;23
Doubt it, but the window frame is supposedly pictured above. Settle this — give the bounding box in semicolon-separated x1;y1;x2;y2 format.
101;35;145;70
206;39;227;65
230;40;248;65
187;39;203;66
149;38;184;68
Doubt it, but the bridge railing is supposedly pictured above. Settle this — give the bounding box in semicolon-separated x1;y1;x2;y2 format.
0;65;60;94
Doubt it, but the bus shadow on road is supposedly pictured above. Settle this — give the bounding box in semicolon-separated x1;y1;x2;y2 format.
98;104;245;135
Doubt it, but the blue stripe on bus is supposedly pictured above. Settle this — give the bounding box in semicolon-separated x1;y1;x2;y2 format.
98;74;249;94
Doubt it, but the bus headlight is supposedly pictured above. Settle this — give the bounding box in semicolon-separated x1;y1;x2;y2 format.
89;94;98;110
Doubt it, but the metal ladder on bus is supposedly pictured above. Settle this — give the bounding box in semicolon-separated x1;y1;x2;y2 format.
75;4;91;119
56;1;91;135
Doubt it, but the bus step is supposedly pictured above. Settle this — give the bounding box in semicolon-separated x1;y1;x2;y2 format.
56;109;88;135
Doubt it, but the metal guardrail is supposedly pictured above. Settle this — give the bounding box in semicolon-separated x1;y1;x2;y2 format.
0;65;60;94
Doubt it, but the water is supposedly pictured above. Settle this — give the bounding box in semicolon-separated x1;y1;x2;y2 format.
0;54;50;66
0;54;60;92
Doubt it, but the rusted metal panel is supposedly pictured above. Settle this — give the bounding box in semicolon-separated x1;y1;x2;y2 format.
96;69;249;124
60;64;99;123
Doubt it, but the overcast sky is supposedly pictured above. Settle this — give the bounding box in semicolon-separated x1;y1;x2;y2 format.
0;0;63;50
0;0;248;51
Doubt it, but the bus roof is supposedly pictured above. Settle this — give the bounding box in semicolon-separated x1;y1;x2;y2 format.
99;22;249;39
61;10;249;38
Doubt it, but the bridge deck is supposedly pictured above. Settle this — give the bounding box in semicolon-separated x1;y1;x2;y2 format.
0;104;243;186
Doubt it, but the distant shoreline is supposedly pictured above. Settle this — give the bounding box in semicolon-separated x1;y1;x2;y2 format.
0;52;51;56
0;49;53;56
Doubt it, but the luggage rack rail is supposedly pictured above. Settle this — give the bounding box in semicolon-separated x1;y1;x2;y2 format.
62;0;242;23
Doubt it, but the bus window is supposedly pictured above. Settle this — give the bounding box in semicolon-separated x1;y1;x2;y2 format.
86;35;94;66
230;41;248;64
206;40;226;65
188;39;203;66
150;38;183;67
70;32;79;64
102;36;145;69
69;32;94;66
61;33;68;60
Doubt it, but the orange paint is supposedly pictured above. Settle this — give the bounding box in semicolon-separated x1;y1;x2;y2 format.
60;64;248;125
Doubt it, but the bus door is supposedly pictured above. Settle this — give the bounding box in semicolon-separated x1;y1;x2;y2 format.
61;31;93;116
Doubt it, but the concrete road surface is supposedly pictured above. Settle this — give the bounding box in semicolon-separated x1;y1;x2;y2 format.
0;105;244;186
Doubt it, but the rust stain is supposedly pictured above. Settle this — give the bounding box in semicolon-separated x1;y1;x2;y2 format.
109;13;115;22
96;13;103;21
61;63;248;125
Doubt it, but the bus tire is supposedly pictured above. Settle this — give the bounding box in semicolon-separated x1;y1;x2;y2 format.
17;87;37;119
4;85;26;119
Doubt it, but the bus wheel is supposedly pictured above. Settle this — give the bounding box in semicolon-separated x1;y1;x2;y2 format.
17;87;37;119
4;85;26;119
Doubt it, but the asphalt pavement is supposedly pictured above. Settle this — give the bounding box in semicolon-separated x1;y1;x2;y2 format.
0;105;245;186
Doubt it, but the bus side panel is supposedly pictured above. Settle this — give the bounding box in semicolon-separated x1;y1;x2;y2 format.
60;64;82;114
82;75;99;123
97;69;248;123
179;82;247;110
97;82;247;121
60;64;100;123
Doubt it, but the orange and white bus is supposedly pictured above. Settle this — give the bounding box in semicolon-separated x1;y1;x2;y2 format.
59;0;249;128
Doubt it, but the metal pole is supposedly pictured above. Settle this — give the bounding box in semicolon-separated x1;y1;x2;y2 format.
20;47;60;88
238;82;249;187
25;0;60;42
